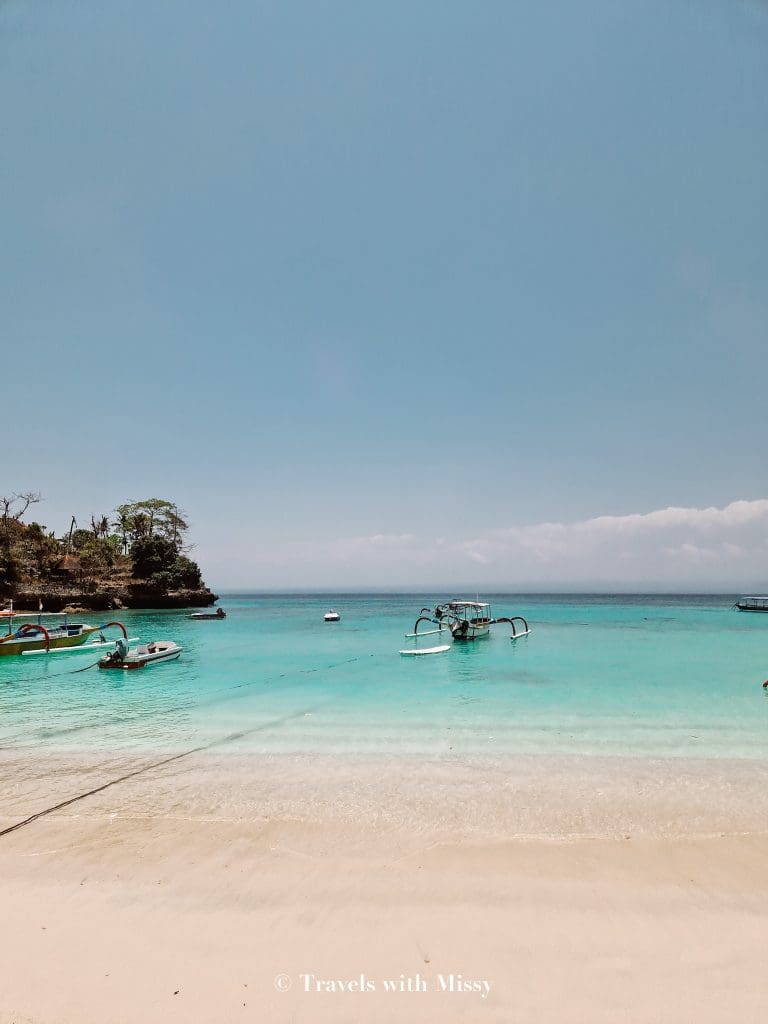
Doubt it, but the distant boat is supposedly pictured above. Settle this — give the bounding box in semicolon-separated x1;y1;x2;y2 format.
99;639;181;670
324;610;341;622
735;596;768;612
189;608;226;620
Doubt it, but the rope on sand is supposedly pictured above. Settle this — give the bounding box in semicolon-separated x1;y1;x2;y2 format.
0;706;321;839
0;653;373;835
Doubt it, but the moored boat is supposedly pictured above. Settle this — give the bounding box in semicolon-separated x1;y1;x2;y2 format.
98;639;181;670
408;600;530;642
0;613;127;656
189;608;226;619
324;610;341;622
736;596;768;612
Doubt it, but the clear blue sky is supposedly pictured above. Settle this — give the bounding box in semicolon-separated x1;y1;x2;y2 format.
2;1;767;588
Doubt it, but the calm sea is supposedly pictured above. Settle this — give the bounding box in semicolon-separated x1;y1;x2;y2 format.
1;594;767;759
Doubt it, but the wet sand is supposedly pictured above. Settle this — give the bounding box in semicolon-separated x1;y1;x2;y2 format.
1;751;767;1022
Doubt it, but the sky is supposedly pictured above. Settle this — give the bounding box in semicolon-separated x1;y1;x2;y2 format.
1;0;767;590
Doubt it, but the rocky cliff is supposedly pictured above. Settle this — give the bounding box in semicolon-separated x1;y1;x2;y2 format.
1;499;218;612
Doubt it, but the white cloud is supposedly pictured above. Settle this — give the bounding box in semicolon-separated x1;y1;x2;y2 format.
201;499;768;588
460;499;768;584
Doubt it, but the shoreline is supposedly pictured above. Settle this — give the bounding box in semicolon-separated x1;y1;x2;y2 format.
3;748;768;842
2;749;768;1021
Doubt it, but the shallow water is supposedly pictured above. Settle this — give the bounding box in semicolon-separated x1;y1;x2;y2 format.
1;594;767;759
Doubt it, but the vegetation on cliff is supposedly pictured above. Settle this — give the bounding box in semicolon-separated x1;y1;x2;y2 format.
0;493;216;610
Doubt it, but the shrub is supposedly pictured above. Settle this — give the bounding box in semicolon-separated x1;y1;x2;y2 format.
130;535;178;578
148;557;202;591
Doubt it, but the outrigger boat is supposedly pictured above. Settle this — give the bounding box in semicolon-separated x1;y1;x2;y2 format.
735;596;768;612
99;639;182;670
0;612;128;657
407;600;531;643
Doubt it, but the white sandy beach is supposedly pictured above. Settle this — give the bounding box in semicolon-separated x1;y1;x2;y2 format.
1;751;768;1023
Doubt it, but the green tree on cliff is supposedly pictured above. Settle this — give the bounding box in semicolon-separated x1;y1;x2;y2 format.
112;499;190;550
124;498;202;590
1;492;42;589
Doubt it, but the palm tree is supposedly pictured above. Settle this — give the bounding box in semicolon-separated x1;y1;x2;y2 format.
112;505;135;553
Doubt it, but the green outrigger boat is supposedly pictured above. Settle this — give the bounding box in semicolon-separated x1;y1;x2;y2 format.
0;609;127;656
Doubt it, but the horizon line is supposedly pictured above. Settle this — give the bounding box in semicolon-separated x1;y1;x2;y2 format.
212;586;753;596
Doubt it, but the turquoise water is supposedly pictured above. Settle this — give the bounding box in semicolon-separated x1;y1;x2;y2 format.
1;595;767;759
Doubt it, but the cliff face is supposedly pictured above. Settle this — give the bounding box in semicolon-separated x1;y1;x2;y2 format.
1;528;217;611
1;500;218;611
11;582;218;613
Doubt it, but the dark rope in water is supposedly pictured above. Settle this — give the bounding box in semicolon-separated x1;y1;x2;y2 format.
0;656;368;748
1;656;109;686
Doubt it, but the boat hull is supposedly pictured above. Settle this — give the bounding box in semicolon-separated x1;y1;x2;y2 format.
0;626;98;657
451;620;491;641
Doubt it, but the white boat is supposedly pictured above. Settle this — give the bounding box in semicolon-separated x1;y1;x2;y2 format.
189;608;226;620
324;610;341;622
98;639;181;670
409;600;530;642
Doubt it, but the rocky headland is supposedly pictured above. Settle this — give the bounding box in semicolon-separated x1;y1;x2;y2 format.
1;495;217;612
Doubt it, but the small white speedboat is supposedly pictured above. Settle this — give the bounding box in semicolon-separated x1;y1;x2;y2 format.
324;610;341;622
99;639;182;670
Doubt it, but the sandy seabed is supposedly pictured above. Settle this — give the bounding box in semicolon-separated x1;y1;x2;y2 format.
1;749;767;1023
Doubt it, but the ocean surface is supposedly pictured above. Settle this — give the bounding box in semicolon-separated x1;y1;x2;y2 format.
1;594;767;760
